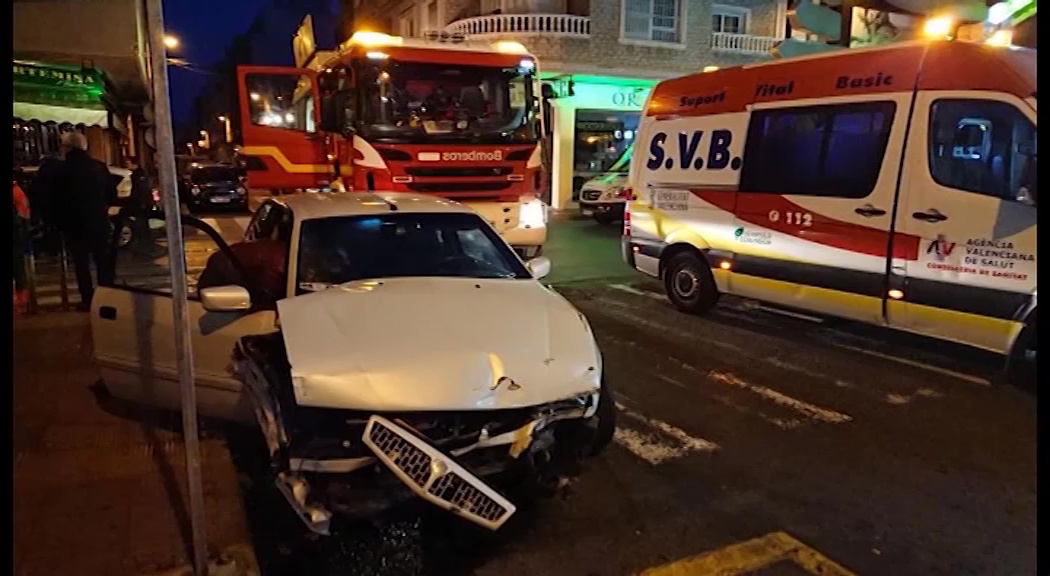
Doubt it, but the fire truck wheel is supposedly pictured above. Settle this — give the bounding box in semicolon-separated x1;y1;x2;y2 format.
663;251;719;314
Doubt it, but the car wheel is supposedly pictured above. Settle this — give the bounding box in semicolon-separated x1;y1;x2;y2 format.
585;378;616;457
663;251;719;314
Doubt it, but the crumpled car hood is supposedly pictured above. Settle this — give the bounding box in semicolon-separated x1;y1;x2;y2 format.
275;277;601;411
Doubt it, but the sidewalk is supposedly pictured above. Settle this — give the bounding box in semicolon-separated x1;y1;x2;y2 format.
13;310;258;575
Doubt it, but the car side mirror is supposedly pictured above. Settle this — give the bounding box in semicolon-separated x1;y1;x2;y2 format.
200;285;252;312
525;256;551;280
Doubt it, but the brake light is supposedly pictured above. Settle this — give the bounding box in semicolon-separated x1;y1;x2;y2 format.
151;189;160;203
622;187;632;237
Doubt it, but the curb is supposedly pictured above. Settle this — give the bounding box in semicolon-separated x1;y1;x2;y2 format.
141;544;259;576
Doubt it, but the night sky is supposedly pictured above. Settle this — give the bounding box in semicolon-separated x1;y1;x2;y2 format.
164;0;267;127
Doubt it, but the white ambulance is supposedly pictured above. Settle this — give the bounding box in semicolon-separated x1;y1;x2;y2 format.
622;40;1037;387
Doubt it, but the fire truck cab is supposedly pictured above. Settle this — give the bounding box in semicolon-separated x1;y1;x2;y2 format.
236;31;548;258
624;40;1037;387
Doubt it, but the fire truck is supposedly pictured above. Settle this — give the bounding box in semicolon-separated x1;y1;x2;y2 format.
236;31;548;257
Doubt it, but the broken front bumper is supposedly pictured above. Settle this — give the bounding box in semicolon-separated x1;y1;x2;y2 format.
233;335;600;535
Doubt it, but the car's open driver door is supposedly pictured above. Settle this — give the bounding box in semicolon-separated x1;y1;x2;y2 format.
237;65;330;190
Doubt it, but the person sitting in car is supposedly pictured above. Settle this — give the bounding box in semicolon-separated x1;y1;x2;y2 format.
197;238;287;310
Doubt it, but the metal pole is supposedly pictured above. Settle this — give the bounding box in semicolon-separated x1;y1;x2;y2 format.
144;0;209;574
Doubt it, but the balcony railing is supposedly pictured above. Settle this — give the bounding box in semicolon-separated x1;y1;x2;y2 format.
711;32;778;55
445;14;591;39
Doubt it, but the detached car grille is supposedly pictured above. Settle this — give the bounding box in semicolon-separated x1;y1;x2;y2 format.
581;190;602;202
363;415;516;530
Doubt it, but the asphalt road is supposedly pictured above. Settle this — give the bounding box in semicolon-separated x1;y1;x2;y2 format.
36;208;1034;575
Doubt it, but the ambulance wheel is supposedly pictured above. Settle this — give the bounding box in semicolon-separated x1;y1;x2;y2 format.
664;251;719;314
1006;321;1036;393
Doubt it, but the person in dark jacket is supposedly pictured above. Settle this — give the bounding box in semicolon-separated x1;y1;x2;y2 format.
125;156;153;251
54;131;116;309
27;152;65;255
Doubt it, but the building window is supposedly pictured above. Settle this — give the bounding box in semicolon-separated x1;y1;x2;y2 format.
928;99;1037;203
622;0;682;44
712;5;749;34
740;102;896;198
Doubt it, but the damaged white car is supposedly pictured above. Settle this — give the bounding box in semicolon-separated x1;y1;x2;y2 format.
92;191;615;534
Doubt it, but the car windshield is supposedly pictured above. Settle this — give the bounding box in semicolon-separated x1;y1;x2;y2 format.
356;59;537;145
191;167;239;184
296;212;530;292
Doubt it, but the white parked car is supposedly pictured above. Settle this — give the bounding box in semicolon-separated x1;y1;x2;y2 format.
578;171;629;224
91;191;615;534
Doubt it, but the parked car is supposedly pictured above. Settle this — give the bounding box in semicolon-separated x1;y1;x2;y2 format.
578;171;629;224
179;162;249;213
91;191;615;534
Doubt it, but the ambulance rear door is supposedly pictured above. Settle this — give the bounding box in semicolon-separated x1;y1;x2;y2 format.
888;91;1036;354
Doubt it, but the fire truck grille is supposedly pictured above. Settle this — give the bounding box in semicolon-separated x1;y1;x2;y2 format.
407;182;512;193
405;166;513;177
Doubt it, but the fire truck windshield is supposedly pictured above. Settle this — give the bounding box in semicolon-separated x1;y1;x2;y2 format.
357;59;537;145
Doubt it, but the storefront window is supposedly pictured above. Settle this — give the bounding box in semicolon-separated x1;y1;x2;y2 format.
572;109;639;197
13;119;84;167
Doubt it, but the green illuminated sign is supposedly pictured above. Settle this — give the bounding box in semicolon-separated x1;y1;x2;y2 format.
12;60;105;109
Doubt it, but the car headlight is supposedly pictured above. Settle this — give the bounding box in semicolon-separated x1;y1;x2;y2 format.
235;186;246;196
518;197;547;228
190;185;201;196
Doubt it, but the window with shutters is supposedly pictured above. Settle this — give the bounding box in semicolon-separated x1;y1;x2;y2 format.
621;0;683;45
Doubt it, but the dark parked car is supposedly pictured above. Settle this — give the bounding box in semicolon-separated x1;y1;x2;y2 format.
179;163;249;213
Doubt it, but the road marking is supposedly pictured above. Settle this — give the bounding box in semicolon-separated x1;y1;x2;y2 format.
885;387;943;405
609;283;666;301
638;531;856;576
613;402;720;465
708;370;852;424
588;297;745;354
832;343;991;386
740;301;825;323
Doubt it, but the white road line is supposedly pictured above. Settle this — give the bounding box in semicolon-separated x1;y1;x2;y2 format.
589;297;745;354
707;370;853;424
609;283;665;301
742;302;825;323
612;401;720;465
832;343;991;386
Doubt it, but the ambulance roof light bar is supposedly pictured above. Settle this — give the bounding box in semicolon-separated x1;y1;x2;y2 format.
347;31;404;48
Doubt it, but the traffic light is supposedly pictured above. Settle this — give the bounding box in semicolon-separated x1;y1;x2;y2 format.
771;0;848;58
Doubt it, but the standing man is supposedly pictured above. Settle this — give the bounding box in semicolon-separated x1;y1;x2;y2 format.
54;131;116;310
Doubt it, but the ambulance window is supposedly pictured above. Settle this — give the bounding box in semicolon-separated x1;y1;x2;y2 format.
740;102;895;198
928;99;1037;204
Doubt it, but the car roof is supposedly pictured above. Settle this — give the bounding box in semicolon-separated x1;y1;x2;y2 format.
19;164;129;176
275;191;478;221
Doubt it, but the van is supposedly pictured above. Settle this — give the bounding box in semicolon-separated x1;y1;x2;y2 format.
622;40;1037;386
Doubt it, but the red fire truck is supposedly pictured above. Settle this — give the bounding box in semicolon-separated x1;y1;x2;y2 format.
236;31;548;257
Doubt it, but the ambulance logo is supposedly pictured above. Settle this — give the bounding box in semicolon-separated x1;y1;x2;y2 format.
926;235;957;261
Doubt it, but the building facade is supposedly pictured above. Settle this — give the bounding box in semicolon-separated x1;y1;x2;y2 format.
13;0;152;168
355;0;788;208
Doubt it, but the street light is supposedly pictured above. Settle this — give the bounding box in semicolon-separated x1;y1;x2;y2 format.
923;16;955;38
218;115;232;144
164;34;180;50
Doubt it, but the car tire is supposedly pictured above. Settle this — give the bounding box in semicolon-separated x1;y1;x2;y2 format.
663;251;719;314
585;377;616;457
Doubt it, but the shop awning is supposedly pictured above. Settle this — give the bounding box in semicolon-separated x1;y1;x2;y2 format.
13;101;109;128
13;59;110;127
